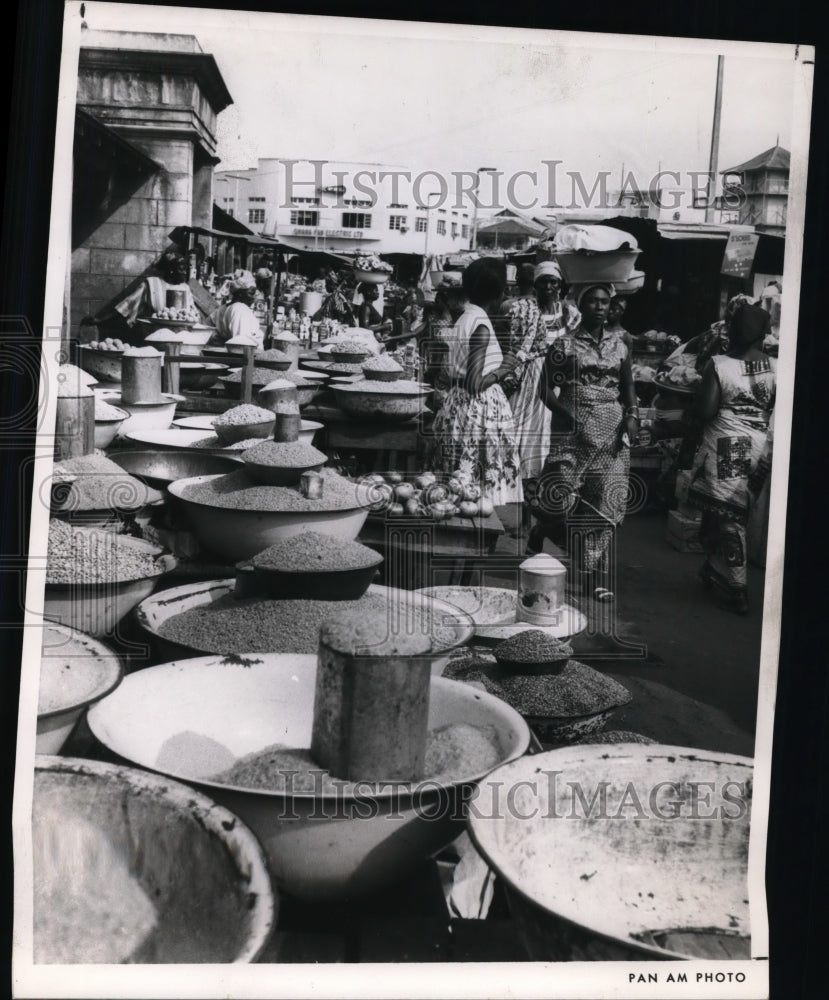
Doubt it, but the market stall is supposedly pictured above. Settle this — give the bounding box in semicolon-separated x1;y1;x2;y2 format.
36;247;754;966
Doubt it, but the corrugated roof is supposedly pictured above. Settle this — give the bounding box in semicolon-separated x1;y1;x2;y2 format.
722;145;790;174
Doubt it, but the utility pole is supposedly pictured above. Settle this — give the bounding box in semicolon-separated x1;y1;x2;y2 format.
705;56;725;224
471;166;496;251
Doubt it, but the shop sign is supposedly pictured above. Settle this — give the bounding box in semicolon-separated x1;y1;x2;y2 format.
721;231;760;278
292;227;365;239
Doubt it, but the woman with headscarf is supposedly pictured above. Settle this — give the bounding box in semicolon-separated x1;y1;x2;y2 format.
686;303;776;615
530;282;638;602
503;260;581;528
420;275;467;411
210;271;265;349
431;259;523;505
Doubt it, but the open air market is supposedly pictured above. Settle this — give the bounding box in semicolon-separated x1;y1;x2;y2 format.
15;6;810;982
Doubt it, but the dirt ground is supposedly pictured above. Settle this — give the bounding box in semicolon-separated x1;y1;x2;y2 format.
487;505;764;758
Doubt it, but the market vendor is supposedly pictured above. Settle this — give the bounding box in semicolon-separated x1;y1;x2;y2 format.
530;282;638;604
210;272;265;349
112;248;196;326
354;282;392;337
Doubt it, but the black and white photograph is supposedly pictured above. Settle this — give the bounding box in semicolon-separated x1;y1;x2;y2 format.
4;1;822;996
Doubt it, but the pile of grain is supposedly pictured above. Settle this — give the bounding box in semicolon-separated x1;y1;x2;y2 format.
204;722;501;791
191;434;265;451
320;613;431;657
254;348;290;363
57;364;94;398
94;398;126;421
242;440;325;468
444;655;631;719
157;590;461;655
362;354;403;373
213;404;274;427
331;338;370;355
250;531;380;572
46;520;161;585
340;379;425;394
180;467;364;512
222;367;292;386
51;454;159;511
494;630;573;665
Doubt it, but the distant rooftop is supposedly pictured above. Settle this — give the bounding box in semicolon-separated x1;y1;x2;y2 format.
722;145;790;175
80;29;203;54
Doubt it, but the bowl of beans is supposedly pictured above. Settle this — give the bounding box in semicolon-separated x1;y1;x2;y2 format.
37;623;124;754
244;530;384;600
43;520;177;638
87;650;530;901
212;404;276;446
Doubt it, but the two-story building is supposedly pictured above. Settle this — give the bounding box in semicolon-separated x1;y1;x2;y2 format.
214;159;473;255
721;145;789;235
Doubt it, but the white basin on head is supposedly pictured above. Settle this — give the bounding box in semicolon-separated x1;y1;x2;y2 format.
88;653;530;901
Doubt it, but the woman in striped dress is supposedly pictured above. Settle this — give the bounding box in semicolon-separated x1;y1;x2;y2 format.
431;259;523;505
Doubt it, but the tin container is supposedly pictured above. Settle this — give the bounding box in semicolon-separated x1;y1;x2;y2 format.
166;289;188;310
517;554;567;624
272;336;301;371
273;411;301;443
121;353;163;405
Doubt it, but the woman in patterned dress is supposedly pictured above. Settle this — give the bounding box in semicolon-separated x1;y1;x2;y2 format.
530;282;639;602
504;261;581;530
687;303;776;615
431;259;523;505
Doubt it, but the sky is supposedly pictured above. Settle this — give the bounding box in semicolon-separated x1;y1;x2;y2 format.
79;3;801;211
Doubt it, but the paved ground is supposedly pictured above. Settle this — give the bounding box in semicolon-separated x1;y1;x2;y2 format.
487;504;764;758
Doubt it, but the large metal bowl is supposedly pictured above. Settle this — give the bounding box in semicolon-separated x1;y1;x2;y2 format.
177;362;229;390
167;473;370;562
467;745;753;961
78;345;124;383
108;450;242;491
87;653;529;902
33;756;275;962
333;385;430;423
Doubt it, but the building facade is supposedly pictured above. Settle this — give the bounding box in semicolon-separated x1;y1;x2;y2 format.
721;145;790;235
214;159;473;255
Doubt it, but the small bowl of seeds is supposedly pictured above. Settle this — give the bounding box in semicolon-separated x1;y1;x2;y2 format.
493;629;574;675
212;404;276;446
240;439;327;487
361;354;404;382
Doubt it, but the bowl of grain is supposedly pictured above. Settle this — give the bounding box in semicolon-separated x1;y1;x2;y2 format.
329;338;372;364
108;450;242;492
87;652;529;901
37;623;123;754
493;630;574;675
167;468;372;562
253;348;292;372
33;756;275;963
135;580;475;678
43;520;177;638
93;398;130;449
245;531;384;600
333;380;431;423
212;404;275;446
177;362;229;391
361;354;404;382
467;745;753;961
240;439;326;487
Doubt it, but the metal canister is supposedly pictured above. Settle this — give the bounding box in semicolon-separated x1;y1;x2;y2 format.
273;410;301;442
517;553;568;624
121;352;163;404
166;288;187;310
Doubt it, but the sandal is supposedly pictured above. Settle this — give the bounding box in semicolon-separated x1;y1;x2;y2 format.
592;587;615;604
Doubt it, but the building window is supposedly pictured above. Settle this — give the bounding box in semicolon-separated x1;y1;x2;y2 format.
290;210;319;226
415;217;428;233
451;223;459;238
249;209;266;225
226;209;234;218
436;220;446;236
389;203;409;209
343;198;372;207
461;224;470;238
223;197;234;204
389;215;407;231
249;196;266;203
342;213;372;229
292;197;320;205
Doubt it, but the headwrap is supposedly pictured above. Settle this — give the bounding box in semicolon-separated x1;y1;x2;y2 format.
230;272;256;294
574;282;615;308
534;261;562;282
437;272;463;290
255;267;273;280
724;293;756;320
